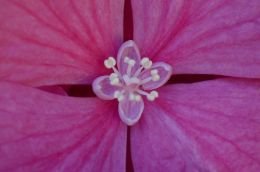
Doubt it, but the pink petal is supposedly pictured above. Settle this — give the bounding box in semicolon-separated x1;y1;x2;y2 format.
118;93;144;126
139;62;172;90
132;0;260;78
131;78;260;172
92;75;121;100
0;0;124;86
0;81;126;172
117;40;141;76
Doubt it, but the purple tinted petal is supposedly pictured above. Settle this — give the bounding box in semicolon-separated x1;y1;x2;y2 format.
117;40;141;76
92;76;120;100
118;94;144;126
140;62;172;90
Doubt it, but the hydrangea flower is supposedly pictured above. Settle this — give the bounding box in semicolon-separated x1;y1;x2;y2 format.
0;0;260;172
93;40;172;125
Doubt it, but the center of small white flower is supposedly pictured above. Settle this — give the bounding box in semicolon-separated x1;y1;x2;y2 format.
92;40;172;126
104;56;159;102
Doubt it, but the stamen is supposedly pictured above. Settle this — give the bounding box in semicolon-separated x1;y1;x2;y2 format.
126;58;136;76
111;66;121;78
127;65;132;76
134;57;152;76
152;74;160;81
128;59;136;66
134;66;143;77
104;57;116;69
124;56;130;63
129;93;141;102
141;57;152;69
151;90;159;98
114;91;124;101
136;89;149;96
136;90;158;101
109;73;118;80
109;73;122;86
123;75;140;85
147;91;159;101
110;77;120;85
151;69;158;75
151;69;160;81
141;76;152;84
129;77;140;84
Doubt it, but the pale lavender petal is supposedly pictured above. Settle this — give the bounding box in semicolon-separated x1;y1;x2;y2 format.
92;76;121;100
117;40;141;76
118;94;144;126
140;62;172;90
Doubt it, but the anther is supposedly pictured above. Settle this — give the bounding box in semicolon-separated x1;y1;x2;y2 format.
151;69;160;81
141;57;152;69
129;93;141;102
109;73;121;85
125;58;136;76
152;74;160;81
104;57;116;69
128;59;136;66
110;77;120;85
151;91;159;98
114;91;124;101
124;56;130;63
151;69;158;75
147;91;159;101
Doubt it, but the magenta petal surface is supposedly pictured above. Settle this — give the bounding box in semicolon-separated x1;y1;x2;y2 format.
117;40;141;76
132;0;260;78
131;78;260;172
93;75;121;100
0;0;124;86
0;81;126;172
118;94;144;126
139;62;172;90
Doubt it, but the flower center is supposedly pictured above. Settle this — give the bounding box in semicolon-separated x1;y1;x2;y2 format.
104;56;160;102
92;40;172;126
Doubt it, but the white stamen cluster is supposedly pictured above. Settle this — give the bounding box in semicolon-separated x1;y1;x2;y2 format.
104;56;161;102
